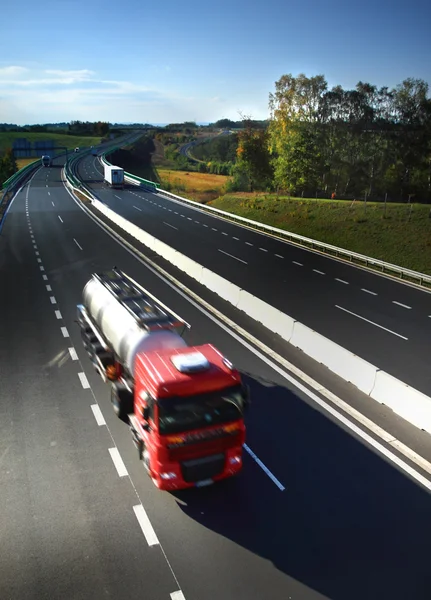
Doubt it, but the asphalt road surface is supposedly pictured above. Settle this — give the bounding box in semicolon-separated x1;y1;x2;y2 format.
1;161;431;599
77;155;431;397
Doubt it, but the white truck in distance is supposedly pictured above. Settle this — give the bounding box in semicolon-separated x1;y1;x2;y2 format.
104;164;124;189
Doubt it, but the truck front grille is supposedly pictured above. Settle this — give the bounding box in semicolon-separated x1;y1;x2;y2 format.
181;453;225;483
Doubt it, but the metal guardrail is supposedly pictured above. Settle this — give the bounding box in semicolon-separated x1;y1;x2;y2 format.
1;158;40;190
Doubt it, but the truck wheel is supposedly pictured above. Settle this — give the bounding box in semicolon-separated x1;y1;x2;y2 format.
111;383;133;422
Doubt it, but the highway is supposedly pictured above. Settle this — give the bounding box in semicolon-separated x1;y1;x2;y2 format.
77;155;431;397
2;158;431;599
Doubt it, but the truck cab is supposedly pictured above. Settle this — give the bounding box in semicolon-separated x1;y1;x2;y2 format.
126;345;248;490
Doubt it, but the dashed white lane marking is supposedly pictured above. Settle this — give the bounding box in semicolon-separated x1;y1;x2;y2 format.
362;288;377;296
275;254;284;259
335;278;349;285
51;201;55;207
245;241;253;246
218;249;248;265
133;504;159;546
244;444;285;491
211;227;218;231
187;217;192;221
68;347;78;361
55;310;62;319
78;372;90;389
48;191;50;196
40;266;45;271
37;258;42;263
313;269;325;275
50;296;56;304
293;261;303;266
91;404;106;426
35;251;39;256
171;592;186;600
109;448;128;477
58;215;63;223
73;238;83;251
336;305;408;340
61;327;69;338
194;220;199;224
174;211;178;214
203;223;208;227
222;232;228;236
133;206;142;211
259;247;268;252
114;195;122;200
164;222;178;230
46;285;52;291
392;301;412;310
233;236;240;240
42;274;48;281
180;214;185;218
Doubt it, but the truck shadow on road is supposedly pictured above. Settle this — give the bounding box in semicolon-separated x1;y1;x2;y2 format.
171;373;431;600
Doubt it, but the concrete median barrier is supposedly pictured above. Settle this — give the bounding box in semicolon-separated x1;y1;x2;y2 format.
237;289;295;341
200;269;241;307
370;371;431;434
290;322;378;395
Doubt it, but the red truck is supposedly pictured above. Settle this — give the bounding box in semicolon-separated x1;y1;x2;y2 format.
77;269;249;490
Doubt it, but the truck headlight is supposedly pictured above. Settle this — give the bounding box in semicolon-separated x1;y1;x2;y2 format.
160;472;177;480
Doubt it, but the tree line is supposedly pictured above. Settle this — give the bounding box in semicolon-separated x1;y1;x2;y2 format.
233;74;431;201
0;148;18;186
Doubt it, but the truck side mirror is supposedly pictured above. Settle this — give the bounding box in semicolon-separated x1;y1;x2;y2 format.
142;406;150;421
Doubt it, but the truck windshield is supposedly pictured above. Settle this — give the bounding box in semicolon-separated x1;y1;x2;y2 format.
158;385;244;435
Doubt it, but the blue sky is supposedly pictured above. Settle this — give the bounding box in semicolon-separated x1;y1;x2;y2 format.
0;0;430;124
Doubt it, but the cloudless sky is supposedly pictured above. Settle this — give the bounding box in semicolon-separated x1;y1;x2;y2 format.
0;0;430;124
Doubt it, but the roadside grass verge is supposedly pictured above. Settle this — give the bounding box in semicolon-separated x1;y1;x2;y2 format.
209;193;431;275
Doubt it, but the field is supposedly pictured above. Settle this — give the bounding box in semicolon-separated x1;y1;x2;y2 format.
157;169;228;202
0;132;102;154
209;194;431;274
16;158;40;169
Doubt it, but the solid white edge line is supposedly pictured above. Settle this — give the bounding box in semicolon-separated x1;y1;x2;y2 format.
78;372;90;389
91;404;106;426
64;177;431;492
133;504;160;546
109;447;128;477
336;304;408;340
61;327;69;337
68;347;78;361
243;444;285;491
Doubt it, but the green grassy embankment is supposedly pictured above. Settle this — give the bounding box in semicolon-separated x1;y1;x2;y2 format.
209;194;431;274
